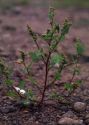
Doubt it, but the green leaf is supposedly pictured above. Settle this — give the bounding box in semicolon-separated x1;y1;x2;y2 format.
64;83;74;91
18;80;25;89
75;39;85;55
50;40;57;51
29;50;43;62
7;90;17;98
61;19;71;37
59;20;71;41
51;54;64;65
48;7;55;22
5;79;13;86
59;34;65;42
22;100;30;106
42;30;52;41
49;92;63;100
54;23;60;33
27;89;34;100
27;25;37;41
76;80;82;86
54;71;61;80
29;76;36;85
20;51;25;62
74;68;80;75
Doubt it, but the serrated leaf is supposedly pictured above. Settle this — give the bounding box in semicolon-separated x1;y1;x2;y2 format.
20;51;25;62
42;30;52;41
22;100;30;106
59;34;65;42
29;50;43;62
55;23;60;33
50;40;57;50
27;89;34;100
27;25;37;41
29;76;36;85
48;7;55;22
51;54;64;65
5;79;13;86
18;80;25;89
49;92;63;100
76;80;82;86
74;68;80;75
61;20;71;36
7;90;17;98
54;72;61;80
59;20;71;42
75;39;85;55
64;83;74;91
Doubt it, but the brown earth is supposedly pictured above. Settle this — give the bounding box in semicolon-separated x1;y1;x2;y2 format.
0;1;89;125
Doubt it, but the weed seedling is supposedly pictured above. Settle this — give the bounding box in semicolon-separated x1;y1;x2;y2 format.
1;8;85;107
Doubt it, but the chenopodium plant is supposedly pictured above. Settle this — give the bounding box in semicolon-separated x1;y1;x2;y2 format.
6;8;85;106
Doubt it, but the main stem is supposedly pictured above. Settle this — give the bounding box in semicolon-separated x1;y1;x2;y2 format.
39;52;51;105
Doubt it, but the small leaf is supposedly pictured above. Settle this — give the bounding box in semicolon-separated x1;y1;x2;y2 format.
29;76;36;85
61;20;71;40
42;30;52;41
64;83;74;91
75;39;85;55
29;50;43;62
61;20;72;35
20;51;25;62
7;90;17;98
22;100;30;106
76;80;82;86
50;40;57;51
49;92;63;100
27;89;34;100
54;71;61;80
27;25;37;41
59;34;65;41
5;79;13;86
48;7;55;23
19;80;25;89
55;23;60;33
51;54;64;65
74;68;80;75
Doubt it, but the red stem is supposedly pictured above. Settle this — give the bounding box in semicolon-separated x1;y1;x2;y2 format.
39;52;51;105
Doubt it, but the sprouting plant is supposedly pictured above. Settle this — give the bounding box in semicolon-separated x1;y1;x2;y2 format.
2;7;85;106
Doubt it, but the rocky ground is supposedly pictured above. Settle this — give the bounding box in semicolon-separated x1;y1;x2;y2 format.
0;1;89;125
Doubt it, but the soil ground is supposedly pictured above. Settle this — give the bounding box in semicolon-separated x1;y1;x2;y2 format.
0;1;89;125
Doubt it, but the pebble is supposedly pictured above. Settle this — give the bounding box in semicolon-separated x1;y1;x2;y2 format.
85;114;89;124
62;111;77;119
73;102;86;112
58;117;83;125
1;106;17;113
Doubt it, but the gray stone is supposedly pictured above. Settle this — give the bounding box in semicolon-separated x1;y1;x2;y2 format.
85;114;89;124
58;117;83;125
62;111;77;119
73;102;86;112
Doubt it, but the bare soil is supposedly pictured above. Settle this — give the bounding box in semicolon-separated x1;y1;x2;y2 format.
0;2;89;125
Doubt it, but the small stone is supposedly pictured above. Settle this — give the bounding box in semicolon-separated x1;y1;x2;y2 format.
62;111;77;119
73;102;86;112
85;114;89;124
58;117;83;125
1;106;17;113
